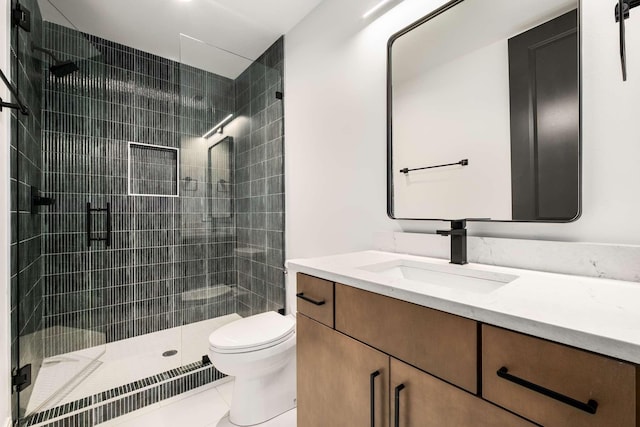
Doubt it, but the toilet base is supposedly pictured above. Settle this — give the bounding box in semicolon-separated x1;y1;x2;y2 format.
229;355;297;426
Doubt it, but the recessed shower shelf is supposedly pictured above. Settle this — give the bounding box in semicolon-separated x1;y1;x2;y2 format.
128;142;180;197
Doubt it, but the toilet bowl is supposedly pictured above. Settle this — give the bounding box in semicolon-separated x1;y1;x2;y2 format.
208;311;296;426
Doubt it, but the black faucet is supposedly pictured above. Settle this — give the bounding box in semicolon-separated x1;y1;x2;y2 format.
436;220;467;265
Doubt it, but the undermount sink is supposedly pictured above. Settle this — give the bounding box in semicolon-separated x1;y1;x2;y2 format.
359;259;518;294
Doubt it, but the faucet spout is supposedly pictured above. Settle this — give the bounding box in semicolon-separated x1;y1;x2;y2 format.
436;220;467;265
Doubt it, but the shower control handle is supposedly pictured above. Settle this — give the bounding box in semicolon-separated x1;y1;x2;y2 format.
296;293;325;306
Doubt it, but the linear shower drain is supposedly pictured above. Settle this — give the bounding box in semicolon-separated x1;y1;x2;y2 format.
163;350;178;357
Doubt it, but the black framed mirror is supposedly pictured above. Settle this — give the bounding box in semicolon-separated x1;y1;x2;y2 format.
387;0;581;222
207;136;234;220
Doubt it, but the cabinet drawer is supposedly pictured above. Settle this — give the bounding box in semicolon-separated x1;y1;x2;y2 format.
391;358;536;427
296;273;334;328
335;284;477;393
482;325;639;427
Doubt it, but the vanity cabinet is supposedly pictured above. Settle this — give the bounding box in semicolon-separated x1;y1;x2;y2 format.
296;273;640;427
297;313;533;427
482;325;640;427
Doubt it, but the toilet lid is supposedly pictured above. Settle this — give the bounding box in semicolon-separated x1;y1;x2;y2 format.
209;311;295;353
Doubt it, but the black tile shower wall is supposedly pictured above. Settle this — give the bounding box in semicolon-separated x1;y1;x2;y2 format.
40;22;238;355
234;37;285;317
10;0;45;418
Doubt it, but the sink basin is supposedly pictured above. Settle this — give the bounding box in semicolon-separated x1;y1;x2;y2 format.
359;259;518;294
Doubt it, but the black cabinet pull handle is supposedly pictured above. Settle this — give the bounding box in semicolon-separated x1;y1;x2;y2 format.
497;367;598;414
296;292;325;306
370;371;380;427
394;384;405;427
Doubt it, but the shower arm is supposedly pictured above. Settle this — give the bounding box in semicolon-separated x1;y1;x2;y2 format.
0;67;29;115
31;44;62;63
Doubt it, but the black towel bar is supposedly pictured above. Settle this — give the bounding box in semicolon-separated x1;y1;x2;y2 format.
400;159;468;175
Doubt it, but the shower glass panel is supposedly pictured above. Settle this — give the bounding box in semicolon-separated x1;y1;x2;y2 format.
178;34;286;359
13;0;107;418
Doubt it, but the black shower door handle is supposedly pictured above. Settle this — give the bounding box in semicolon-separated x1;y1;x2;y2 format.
394;384;405;427
497;367;598;414
86;202;92;247
105;203;112;247
87;202;112;247
370;370;380;427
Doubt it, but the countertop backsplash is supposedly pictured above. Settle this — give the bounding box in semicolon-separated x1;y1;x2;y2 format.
373;232;640;283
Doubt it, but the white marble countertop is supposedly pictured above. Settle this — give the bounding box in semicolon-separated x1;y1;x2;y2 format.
286;250;640;364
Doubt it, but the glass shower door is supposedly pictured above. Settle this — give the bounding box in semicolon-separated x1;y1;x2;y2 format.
13;2;107;418
175;35;245;367
177;32;286;366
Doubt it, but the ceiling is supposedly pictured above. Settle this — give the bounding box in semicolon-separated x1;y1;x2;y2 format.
392;0;577;84
38;0;324;78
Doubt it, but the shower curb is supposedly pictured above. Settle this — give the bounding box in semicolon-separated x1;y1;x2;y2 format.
20;361;224;427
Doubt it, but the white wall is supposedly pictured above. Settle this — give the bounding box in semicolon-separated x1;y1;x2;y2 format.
284;0;640;266
0;0;13;423
393;39;512;220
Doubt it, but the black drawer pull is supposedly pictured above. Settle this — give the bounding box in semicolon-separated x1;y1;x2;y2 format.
296;292;325;306
370;371;380;427
497;367;598;414
394;384;405;427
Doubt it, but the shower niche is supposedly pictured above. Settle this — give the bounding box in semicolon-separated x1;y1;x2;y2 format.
128;143;180;197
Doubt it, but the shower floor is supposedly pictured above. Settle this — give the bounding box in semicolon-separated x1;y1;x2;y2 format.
27;314;241;415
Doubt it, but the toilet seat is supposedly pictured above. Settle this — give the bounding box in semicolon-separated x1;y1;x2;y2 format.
209;311;296;354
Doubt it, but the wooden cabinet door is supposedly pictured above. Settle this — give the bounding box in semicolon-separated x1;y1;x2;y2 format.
297;314;389;427
390;358;537;427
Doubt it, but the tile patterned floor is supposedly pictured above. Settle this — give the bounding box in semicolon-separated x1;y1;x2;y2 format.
101;379;297;427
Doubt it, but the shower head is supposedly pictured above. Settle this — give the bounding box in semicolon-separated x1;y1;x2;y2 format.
31;43;79;78
49;60;79;78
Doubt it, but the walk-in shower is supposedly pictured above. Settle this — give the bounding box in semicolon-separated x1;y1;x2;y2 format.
9;1;285;425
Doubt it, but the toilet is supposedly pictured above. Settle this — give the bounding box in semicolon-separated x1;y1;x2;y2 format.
208;311;297;426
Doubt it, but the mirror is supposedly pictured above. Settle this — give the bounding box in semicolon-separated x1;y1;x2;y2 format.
208;136;234;219
388;0;581;222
